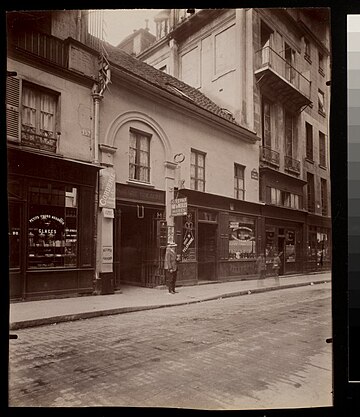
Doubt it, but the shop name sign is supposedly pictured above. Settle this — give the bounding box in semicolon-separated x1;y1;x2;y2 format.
171;197;188;216
99;168;116;209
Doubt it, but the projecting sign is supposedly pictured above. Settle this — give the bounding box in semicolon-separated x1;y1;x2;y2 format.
171;197;188;216
99;168;116;209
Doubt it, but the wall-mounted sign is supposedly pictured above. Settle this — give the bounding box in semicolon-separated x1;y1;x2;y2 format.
99;168;116;209
102;208;114;218
171;197;188;217
102;246;113;264
251;168;259;180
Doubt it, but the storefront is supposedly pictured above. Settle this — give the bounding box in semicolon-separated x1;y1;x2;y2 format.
305;214;331;272
114;183;166;288
174;189;262;284
8;149;98;300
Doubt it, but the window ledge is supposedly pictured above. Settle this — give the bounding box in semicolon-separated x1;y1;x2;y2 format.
318;109;326;118
127;179;155;188
319;164;327;170
319;68;325;77
305;157;314;164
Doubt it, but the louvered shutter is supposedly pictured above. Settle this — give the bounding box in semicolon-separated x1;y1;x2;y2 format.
6;77;21;141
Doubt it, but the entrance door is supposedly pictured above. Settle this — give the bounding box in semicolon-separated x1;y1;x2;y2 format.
198;223;217;281
118;205;164;287
9;202;24;299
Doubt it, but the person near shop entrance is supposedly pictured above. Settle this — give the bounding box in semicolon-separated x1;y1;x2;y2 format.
272;252;281;284
256;252;266;281
164;242;178;294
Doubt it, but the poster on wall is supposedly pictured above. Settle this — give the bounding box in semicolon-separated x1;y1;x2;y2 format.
182;212;196;261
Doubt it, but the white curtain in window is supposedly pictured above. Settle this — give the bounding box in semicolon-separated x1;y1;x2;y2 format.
40;93;55;133
22;87;36;128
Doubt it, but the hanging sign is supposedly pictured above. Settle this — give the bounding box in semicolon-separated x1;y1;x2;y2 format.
251;168;259;180
102;208;114;218
99;168;116;209
171;197;188;217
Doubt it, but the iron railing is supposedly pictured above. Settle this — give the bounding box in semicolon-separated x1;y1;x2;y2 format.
260;146;280;166
21;127;57;153
255;46;311;99
284;155;301;173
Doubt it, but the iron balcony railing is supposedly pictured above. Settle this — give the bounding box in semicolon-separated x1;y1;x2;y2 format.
11;30;68;67
256;46;311;99
260;146;280;167
284;155;301;174
21;126;58;153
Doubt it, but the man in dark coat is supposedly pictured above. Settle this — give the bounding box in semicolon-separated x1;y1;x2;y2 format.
164;242;178;294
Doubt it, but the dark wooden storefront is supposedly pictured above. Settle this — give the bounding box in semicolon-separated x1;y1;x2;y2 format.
8;148;98;300
114;183;166;288
174;189;263;284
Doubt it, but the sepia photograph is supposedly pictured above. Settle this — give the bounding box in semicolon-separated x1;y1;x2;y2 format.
7;8;332;410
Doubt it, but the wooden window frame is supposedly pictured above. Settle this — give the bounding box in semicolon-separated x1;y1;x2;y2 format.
191;149;206;192
129;128;151;183
234;163;245;201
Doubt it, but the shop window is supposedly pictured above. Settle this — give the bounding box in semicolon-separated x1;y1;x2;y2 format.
229;216;256;259
317;229;330;264
265;228;275;258
305;122;313;161
308;225;318;260
129;128;151;183
191;149;205;192
234;163;245;200
28;181;78;268
285;230;296;263
182;211;196;261
319;131;326;167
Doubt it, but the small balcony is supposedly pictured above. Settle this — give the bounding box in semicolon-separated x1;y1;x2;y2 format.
21;125;58;153
255;46;312;112
284;155;301;175
260;146;280;167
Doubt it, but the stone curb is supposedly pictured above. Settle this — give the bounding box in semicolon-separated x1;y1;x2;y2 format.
9;280;330;331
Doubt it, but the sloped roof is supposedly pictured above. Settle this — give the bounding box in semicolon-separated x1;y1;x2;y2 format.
106;44;238;125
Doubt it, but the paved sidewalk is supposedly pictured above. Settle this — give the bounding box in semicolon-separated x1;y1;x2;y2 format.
9;272;331;330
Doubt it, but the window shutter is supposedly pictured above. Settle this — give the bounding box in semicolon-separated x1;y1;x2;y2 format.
6;77;21;141
218;211;229;260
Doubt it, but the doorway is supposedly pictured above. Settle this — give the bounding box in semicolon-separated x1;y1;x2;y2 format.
116;204;165;287
198;223;217;281
9;201;24;299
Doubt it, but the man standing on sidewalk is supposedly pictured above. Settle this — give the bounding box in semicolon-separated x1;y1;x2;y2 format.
164;242;178;294
256;252;266;286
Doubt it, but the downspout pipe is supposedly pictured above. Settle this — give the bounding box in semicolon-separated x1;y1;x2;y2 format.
76;10;82;41
92;85;103;164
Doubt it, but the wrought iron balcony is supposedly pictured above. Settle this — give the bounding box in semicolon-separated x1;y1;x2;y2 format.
284;155;301;174
21;126;57;153
255;46;312;111
260;146;280;167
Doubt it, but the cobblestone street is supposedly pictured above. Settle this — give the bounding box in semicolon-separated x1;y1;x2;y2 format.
9;283;332;409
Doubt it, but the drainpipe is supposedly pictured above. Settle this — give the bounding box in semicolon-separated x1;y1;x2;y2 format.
76;10;82;41
92;86;103;164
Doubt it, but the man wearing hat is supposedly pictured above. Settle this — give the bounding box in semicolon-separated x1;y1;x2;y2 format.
164;242;178;294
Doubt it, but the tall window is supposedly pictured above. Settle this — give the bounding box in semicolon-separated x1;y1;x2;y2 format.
306;122;313;160
304;38;311;62
261;21;273;65
234;164;245;200
262;98;272;148
307;172;315;212
318;89;325;115
318;52;325;76
321;178;328;216
129;129;151;183
285;43;296;84
285;111;294;157
191;149;205;191
319;131;326;167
